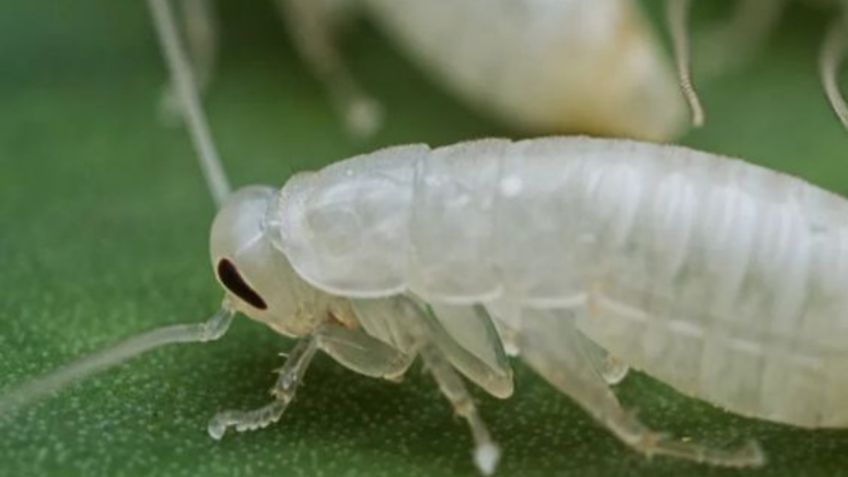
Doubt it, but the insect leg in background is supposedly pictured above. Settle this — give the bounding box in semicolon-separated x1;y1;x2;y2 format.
207;336;319;438
666;0;848;131
821;6;848;129
274;0;383;138
159;0;220;122
158;0;382;137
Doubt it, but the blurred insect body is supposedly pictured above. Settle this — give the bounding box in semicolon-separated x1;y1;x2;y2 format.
667;0;848;130
339;0;688;140
9;0;848;474
171;0;687;140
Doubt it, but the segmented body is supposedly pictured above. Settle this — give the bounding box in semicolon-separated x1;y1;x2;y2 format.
275;136;848;428
358;0;685;140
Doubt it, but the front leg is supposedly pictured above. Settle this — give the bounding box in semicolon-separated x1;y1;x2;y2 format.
207;335;318;439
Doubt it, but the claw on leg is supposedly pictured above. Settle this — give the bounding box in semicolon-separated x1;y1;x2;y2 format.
207;400;288;440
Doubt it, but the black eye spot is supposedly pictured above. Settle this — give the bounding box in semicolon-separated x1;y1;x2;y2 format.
217;259;268;310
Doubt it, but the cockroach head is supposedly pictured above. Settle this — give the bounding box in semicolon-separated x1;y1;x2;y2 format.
209;186;324;332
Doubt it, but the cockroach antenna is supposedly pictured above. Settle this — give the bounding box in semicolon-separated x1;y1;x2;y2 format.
0;0;236;418
0;305;235;417
667;0;705;127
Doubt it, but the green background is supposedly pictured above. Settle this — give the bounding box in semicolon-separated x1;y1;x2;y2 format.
1;1;847;476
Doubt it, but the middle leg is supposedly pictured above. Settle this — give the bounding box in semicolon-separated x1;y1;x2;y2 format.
397;297;501;475
418;343;500;476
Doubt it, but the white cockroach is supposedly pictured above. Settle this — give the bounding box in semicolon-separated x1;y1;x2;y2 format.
5;0;848;474
667;0;848;130
171;0;688;140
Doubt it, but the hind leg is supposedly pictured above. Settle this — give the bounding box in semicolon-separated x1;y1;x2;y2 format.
418;342;500;475
520;308;764;468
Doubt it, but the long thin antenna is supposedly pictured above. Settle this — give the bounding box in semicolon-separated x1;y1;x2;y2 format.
667;0;705;127
147;0;232;207
821;16;848;130
0;306;235;418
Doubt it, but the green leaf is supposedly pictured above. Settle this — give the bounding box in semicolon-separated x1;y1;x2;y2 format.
1;1;847;476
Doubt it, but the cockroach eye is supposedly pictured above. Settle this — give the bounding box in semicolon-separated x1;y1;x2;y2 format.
216;259;268;310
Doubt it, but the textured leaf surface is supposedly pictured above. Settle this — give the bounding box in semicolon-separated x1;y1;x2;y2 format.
1;1;847;476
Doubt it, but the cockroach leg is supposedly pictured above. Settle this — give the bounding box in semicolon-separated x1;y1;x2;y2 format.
207;335;318;440
666;0;705;127
419;343;500;476
519;309;765;468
